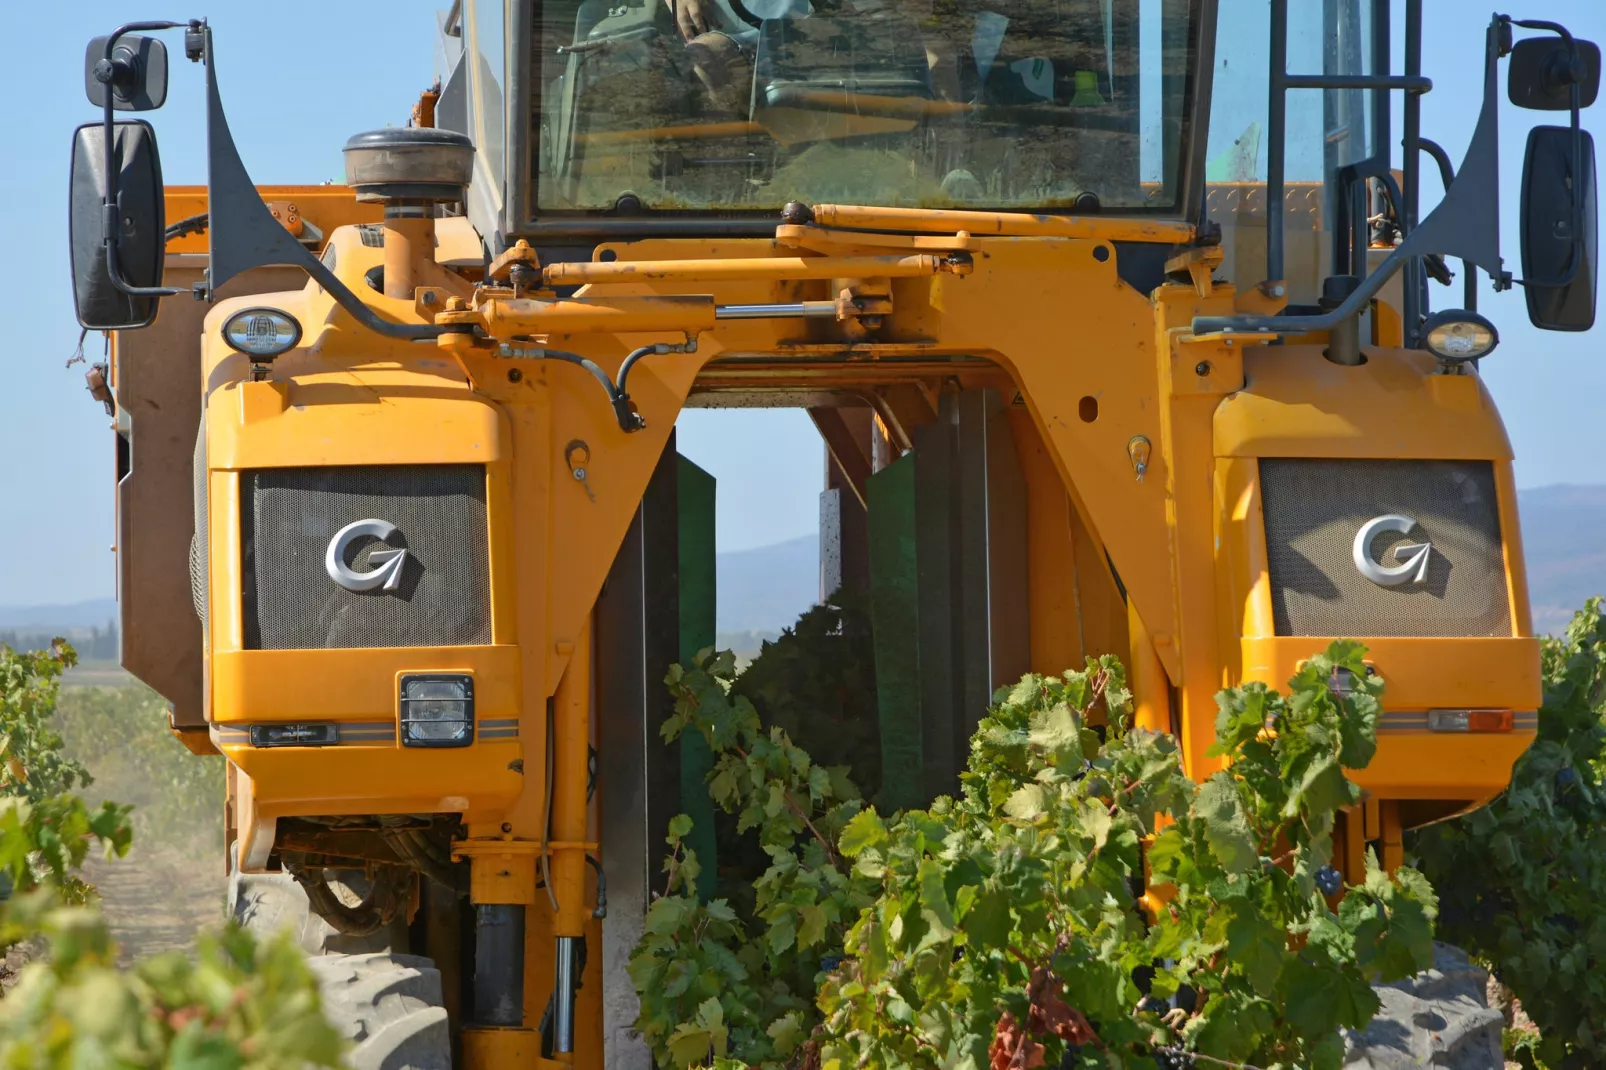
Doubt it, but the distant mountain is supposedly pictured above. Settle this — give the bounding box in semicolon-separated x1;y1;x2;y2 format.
714;489;1606;639
1517;484;1606;637
0;598;117;630
717;534;818;634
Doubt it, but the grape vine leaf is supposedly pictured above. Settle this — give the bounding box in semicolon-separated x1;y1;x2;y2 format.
1195;774;1257;873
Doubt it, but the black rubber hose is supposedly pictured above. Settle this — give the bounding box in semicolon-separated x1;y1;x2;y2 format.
615;343;668;400
585;855;607;918
165;212;209;242
536;347;649;432
288;863;412;936
538;349;622;401
390;828;463;895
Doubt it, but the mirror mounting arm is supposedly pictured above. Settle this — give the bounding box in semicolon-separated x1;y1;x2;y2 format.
197;26;451;341
98;20;189;299
1195;13;1512;339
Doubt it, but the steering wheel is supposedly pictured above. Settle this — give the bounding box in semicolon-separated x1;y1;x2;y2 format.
722;0;811;29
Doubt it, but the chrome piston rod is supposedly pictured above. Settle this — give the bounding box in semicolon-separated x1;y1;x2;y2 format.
714;301;838;320
554;935;577;1052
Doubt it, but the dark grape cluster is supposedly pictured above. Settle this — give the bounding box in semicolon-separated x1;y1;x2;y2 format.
1315;864;1343;897
1137;996;1170;1015
1152;1049;1195;1069
1556;766;1579;791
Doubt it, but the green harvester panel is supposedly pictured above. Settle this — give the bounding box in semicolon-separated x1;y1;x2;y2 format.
868;454;924;812
676;453;719;900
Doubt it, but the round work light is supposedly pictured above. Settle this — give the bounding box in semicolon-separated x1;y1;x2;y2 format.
222;307;302;358
1420;310;1499;363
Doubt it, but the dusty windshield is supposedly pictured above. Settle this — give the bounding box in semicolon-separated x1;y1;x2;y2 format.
532;0;1200;213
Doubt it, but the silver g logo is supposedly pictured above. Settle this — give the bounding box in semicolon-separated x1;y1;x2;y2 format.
325;519;410;593
1352;514;1433;587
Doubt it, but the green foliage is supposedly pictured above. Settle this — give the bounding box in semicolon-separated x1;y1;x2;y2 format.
631;649;870;1066
0;794;131;906
1412;598;1606;1067
0;642;132;905
0;643;93;801
729;591;881;803
0;640;342;1069
54;684;225;860
0;891;344;1068
699;593;882;911
634;643;1438;1069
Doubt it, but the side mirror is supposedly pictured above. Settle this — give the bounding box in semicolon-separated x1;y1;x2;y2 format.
1508;36;1600;111
1520;125;1597;331
84;34;169;111
70;120;167;330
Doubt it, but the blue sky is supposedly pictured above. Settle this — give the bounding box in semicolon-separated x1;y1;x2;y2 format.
1;1;1601;606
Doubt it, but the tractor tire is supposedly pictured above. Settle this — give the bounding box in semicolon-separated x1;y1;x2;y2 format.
229;869;451;1069
229;868;409;955
1343;942;1505;1069
308;953;452;1070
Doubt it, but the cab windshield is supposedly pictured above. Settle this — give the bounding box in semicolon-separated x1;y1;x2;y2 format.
531;0;1202;214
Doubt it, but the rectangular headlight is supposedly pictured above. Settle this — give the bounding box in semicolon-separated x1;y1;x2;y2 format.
399;673;475;747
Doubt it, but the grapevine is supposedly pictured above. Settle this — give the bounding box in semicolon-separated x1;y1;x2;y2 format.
0;640;344;1068
633;641;1438;1069
1412;597;1606;1067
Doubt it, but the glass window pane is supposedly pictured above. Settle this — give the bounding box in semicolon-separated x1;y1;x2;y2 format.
468;0;507;209
1205;0;1375;184
531;0;1202;212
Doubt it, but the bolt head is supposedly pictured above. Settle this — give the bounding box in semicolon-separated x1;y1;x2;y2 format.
507;368;522;383
573;467;587;481
1195;361;1212;376
421;291;438;306
1270;284;1287;298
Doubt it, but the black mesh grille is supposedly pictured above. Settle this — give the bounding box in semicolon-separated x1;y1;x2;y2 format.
1260;459;1511;638
242;465;490;650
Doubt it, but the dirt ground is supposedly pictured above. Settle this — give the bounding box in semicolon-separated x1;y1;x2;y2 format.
80;848;227;967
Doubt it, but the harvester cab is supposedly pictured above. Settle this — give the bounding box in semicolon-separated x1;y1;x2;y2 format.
548;0;945;197
65;2;1599;1067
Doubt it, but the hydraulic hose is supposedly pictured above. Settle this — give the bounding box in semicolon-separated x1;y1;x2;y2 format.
513;341;696;433
287;862;413;936
165;212;209;242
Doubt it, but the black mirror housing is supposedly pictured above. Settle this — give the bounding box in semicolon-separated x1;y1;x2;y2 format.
1520;125;1597;332
1508;36;1600;111
84;34;168;111
70;120;166;330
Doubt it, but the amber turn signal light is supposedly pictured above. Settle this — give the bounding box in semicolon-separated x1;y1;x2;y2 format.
1426;709;1515;733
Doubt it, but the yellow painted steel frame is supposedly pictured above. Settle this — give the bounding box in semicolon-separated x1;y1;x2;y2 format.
196;211;1539;1069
